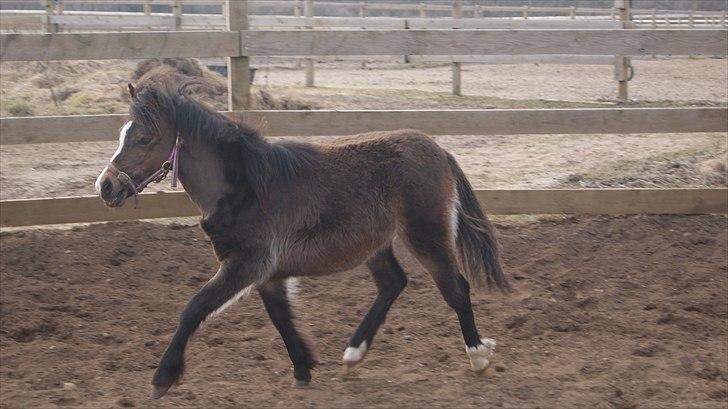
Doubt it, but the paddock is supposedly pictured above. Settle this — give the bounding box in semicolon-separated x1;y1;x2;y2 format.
1;215;726;408
0;0;726;408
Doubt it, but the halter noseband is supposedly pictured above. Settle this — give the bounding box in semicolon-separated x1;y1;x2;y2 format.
107;137;181;203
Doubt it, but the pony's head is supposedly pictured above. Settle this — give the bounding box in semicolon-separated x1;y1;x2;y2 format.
96;80;178;207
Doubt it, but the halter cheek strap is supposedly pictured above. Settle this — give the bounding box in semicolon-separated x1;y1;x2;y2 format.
107;137;181;200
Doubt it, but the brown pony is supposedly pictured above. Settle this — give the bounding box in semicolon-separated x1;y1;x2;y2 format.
95;71;509;399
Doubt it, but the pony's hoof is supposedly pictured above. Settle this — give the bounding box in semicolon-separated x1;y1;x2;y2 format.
150;384;172;400
342;341;368;371
466;338;496;373
293;378;310;388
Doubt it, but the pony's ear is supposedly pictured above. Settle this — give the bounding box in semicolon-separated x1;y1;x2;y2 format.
127;83;136;98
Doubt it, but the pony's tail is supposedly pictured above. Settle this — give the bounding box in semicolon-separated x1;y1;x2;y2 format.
448;154;510;292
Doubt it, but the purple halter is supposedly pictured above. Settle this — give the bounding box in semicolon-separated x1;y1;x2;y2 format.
108;137;181;202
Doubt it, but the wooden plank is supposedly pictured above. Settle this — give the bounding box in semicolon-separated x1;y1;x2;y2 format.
474;188;728;215
408;55;615;64
1;188;725;227
41;14;623;31
251;15;406;29
4;30;724;61
0;31;239;61
0;192;198;227
405;18;622;29
240;29;728;56
1;108;725;145
49;13;175;28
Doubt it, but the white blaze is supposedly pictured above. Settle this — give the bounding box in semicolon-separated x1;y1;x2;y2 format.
111;121;133;162
95;121;133;193
94;166;109;193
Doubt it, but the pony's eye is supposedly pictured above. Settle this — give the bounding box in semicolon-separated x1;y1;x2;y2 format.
138;136;152;146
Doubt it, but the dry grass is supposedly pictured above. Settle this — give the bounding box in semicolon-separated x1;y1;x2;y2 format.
0;59;319;117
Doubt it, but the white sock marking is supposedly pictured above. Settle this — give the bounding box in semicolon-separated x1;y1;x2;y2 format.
342;340;368;365
466;338;496;372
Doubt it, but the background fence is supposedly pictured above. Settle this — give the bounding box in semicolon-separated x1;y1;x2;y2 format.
2;0;726;98
0;0;726;227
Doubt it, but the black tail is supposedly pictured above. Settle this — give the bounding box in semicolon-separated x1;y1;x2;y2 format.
447;154;510;292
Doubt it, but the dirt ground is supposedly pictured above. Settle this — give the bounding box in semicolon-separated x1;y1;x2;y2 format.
0;215;726;408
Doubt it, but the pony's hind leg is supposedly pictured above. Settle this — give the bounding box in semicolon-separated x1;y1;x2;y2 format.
342;244;407;370
258;279;316;386
403;222;495;373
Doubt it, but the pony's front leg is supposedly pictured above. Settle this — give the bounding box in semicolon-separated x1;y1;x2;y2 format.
150;255;262;399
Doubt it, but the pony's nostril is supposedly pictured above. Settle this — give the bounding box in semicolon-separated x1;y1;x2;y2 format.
100;179;113;195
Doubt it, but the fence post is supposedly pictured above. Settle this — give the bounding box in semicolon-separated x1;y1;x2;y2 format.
419;2;426;18
651;8;656;28
452;0;462;96
294;0;302;69
226;0;250;110
522;5;529;19
143;0;151;30
173;0;182;30
42;0;56;33
722;10;727;27
614;0;631;102
304;0;314;87
57;0;64;31
570;6;576;19
360;1;367;68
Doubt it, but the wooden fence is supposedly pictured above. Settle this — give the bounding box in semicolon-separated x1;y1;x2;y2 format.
2;107;726;144
2;189;726;227
1;0;727;98
0;0;726;227
6;0;728;21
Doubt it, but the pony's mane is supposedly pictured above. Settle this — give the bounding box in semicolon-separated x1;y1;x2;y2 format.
130;68;315;196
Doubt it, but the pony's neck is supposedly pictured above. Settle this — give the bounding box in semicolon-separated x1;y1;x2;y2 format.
176;137;229;214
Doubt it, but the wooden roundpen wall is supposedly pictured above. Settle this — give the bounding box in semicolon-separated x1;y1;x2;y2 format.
0;1;726;227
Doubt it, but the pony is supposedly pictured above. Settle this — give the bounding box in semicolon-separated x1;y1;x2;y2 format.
95;70;509;399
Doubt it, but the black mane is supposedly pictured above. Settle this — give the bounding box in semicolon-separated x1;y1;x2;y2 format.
130;71;315;196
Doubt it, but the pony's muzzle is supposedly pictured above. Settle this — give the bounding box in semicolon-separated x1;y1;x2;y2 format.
96;167;131;207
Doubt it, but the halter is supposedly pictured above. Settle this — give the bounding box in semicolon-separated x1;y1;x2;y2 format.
107;136;181;204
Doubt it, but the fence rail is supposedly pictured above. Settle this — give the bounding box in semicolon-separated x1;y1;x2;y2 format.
1;188;725;227
18;0;728;19
2;108;726;145
2;10;725;32
2;29;726;62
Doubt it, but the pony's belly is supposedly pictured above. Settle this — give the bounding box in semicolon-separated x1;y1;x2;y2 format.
275;231;394;278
